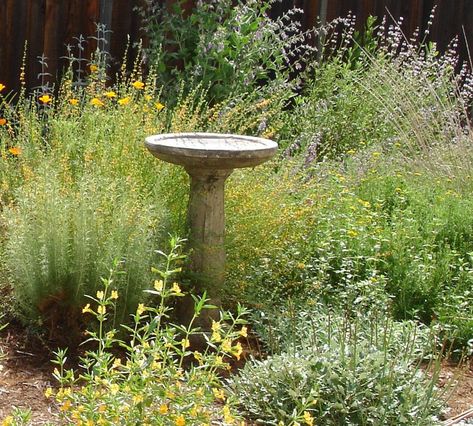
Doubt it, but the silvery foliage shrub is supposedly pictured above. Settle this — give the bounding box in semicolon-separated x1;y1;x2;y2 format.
138;0;315;102
229;296;445;425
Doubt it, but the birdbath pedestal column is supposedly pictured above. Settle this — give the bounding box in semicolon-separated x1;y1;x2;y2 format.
145;133;277;323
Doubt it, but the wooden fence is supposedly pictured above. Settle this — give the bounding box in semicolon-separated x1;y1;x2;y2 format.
1;0;472;95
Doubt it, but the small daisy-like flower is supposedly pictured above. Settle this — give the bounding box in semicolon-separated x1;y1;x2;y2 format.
239;326;248;337
133;394;144;404
154;279;164;292
174;415;185;426
69;98;79;106
90;64;99;72
8;147;22;156
136;303;146;316
132;80;145;90
118;97;130;106
0;118;7;126
159;404;169;415
44;387;54;398
303;411;314;426
233;342;243;360
60;400;72;412
39;94;52;104
90;98;104;107
223;405;233;424
105;91;117;98
171;282;182;295
212;388;225;400
211;331;222;343
155;102;165;111
222;339;232;353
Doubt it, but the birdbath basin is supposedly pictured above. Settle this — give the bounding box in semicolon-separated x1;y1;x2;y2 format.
145;132;277;320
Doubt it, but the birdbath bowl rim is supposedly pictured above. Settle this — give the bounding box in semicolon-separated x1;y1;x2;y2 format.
145;132;278;169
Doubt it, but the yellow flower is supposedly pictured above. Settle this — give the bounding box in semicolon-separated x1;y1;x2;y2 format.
110;290;119;300
133;394;144;404
96;290;105;300
90;98;104;107
39;94;52;104
110;383;120;395
233;342;243;360
159;404;169;415
215;355;224;366
132;81;144;90
98;404;106;413
97;305;106;315
0;118;6;126
239;326;248;338
105;91;117;98
212;388;225;400
60;400;72;412
44;387;54;398
175;415;185;426
144;94;152;101
223;405;234;424
69;98;79;106
136;303;146;316
112;358;122;368
0;84;5;92
303;411;314;426
8;147;22;156
155;102;165;111
211;331;222;343
1;415;13;426
90;64;98;72
154;279;164;293
222;339;232;353
171;282;182;295
118;97;130;106
181;338;190;349
211;320;221;332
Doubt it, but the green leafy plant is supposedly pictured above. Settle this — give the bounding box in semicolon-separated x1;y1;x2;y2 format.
138;0;311;102
46;237;248;425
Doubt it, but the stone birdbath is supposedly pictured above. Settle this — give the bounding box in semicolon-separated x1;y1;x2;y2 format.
145;132;277;323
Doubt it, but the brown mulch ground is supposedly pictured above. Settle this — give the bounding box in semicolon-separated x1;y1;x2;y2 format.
0;324;472;425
